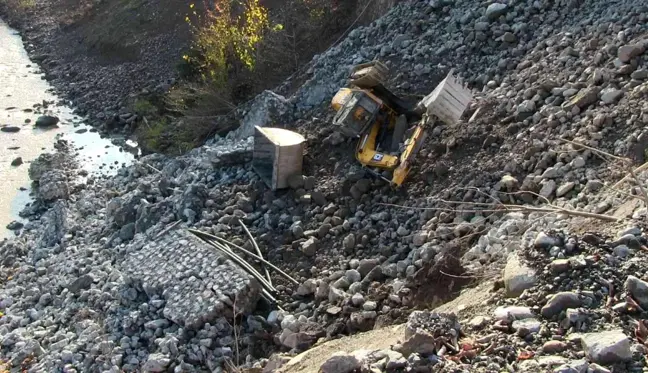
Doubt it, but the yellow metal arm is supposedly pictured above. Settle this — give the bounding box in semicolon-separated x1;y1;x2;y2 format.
355;122;399;168
392;124;427;186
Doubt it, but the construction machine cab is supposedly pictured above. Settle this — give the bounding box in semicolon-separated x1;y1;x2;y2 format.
331;88;384;138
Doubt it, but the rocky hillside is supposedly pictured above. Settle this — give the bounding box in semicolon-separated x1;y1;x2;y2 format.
0;0;394;151
2;0;648;372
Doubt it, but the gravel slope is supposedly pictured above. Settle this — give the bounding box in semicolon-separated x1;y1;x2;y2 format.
2;0;648;372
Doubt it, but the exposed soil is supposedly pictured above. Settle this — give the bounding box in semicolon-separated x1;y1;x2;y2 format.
279;324;407;373
278;280;497;373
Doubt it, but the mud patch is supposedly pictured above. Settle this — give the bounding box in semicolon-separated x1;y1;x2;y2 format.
406;252;474;310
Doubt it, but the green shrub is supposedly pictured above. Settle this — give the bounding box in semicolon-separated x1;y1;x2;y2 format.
132;98;158;117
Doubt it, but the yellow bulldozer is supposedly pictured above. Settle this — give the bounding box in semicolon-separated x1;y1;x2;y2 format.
330;61;473;186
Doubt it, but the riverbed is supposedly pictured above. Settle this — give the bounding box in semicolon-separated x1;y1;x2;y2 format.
0;19;135;238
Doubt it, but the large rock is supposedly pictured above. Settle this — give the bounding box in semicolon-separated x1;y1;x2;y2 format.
1;126;20;133
554;360;589;373
300;237;318;256
296;279;317;296
343;234;356;250
493;306;535;321
503;253;536;297
263;354;292;373
136;200;173;233
401;311;461;356
357;259;379;277
174;183;208;224
11;157;23;166
38;201;68;249
541;292;582;318
412;232;428;247
550;259;570;273
28;152;67;182
539;179;557;198
281;314;301;332
512;318;541;334
8;339;44;367
542;340;567;353
485;3;507;20
67;274;94;295
38;170;69;201
555;182;575;197
6;221;23;230
600;88;623;104
106;191;141;228
399;328;437;356
320;351;364;373
34;115;59;128
279;329;317;350
618;43;645;63
580;330;631;364
142;353;171;372
534;232;557;249
624;275;648;309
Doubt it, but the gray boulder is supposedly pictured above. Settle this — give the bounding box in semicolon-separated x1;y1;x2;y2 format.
38;201;68;249
1;126;20;133
624;275;648;309
580;330;631;364
343;233;356;250
320;352;363;373
534;232;557;249
541;292;582;318
67;274;94;295
493;306;535;321
28;152;67;182
38;170;69;201
600;88;623;104
106;191;140;228
503;253;536;297
618;43;645;63
34;115;59;128
485;3;507;20
142;353;171;372
300;237;318;256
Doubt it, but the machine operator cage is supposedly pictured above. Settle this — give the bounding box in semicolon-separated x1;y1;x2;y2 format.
332;90;381;138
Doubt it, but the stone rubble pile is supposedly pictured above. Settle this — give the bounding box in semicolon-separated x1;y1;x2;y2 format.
2;0;648;372
315;224;648;373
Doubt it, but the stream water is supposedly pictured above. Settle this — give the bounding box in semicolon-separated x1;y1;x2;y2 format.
0;19;135;238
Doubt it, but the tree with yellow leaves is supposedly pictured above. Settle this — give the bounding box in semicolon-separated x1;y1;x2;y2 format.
184;0;271;85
